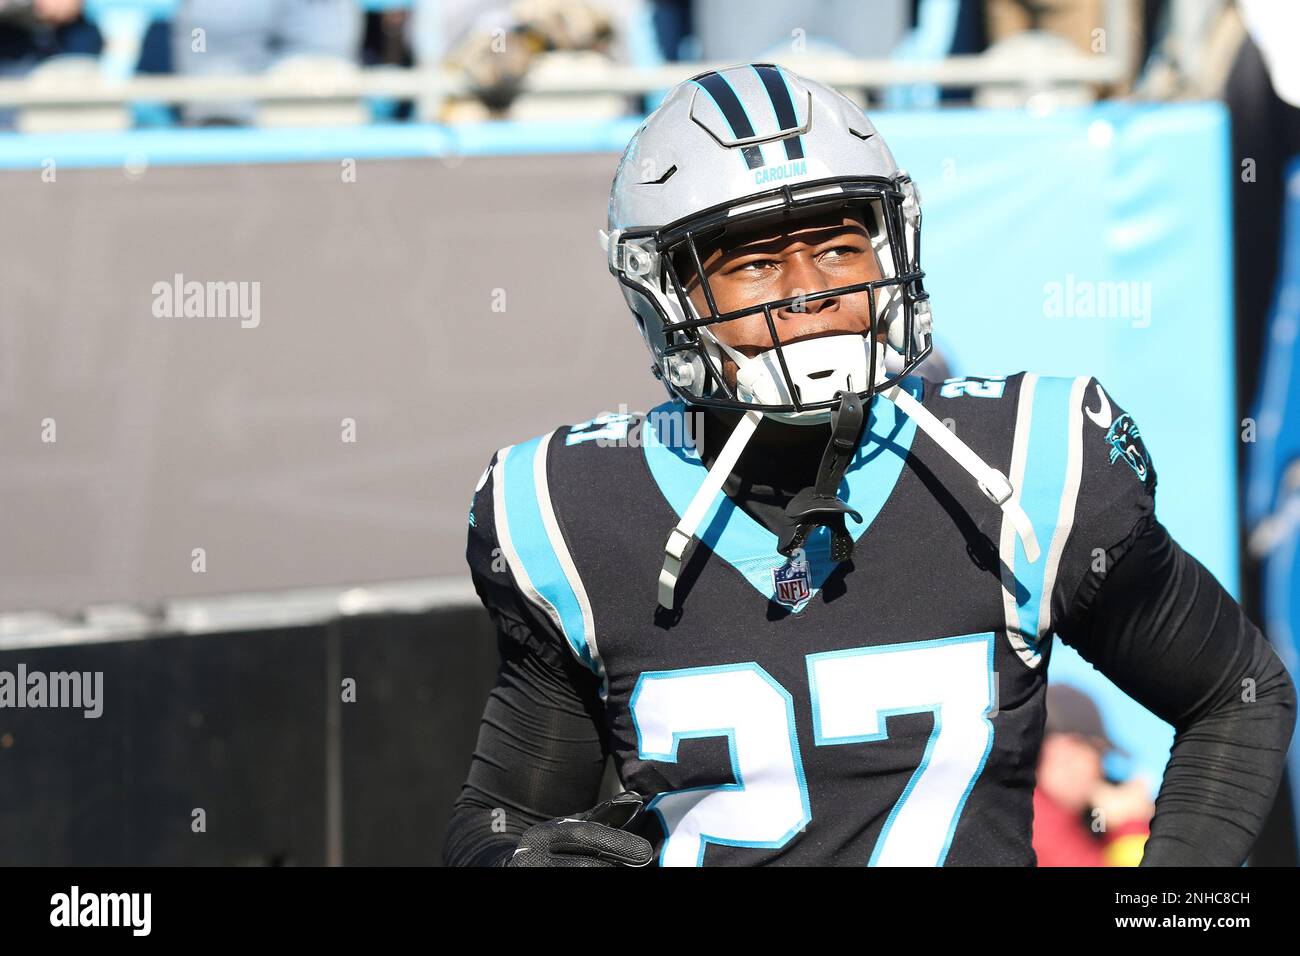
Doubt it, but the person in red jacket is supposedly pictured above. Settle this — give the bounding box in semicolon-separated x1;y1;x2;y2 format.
1033;684;1153;866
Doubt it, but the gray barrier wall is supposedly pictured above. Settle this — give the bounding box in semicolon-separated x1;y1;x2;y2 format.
0;155;665;613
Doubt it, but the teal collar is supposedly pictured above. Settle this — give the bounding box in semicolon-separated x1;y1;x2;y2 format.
641;378;922;612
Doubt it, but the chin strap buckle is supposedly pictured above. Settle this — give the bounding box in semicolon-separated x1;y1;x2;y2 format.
775;390;866;562
978;471;1013;507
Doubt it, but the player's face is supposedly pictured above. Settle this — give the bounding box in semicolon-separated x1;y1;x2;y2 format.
680;209;885;391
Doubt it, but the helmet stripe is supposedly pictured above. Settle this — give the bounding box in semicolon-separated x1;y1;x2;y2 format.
752;65;805;162
693;71;765;170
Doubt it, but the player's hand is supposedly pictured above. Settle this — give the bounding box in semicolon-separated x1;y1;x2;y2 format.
505;791;653;867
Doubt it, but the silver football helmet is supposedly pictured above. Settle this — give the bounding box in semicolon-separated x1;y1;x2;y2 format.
600;63;932;423
601;64;1038;610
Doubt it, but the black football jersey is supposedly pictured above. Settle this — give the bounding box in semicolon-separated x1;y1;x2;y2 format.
465;372;1157;866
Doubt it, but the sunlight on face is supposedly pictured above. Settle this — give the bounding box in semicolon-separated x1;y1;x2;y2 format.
679;208;885;388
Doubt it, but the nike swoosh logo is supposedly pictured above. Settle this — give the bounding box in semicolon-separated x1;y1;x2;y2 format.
1084;382;1113;429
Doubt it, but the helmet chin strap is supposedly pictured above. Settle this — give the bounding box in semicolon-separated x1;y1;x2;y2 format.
656;338;1041;610
658;408;763;610
885;383;1041;565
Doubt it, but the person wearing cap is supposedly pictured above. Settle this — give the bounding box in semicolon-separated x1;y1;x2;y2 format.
1033;684;1152;867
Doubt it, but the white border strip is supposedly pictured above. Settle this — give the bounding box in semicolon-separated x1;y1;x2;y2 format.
0;575;480;650
533;436;606;694
1036;376;1089;640
491;439;568;643
1001;373;1040;667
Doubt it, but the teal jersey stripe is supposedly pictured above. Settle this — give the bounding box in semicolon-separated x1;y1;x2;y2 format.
500;437;595;673
642;380;921;610
1013;377;1077;653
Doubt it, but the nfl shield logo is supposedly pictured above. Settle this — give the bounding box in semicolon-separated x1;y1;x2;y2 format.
772;560;812;608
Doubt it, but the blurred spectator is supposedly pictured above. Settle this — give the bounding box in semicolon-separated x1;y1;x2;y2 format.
1033;684;1152;867
0;0;102;129
0;0;100;78
984;0;1149;101
410;0;640;121
171;0;363;125
656;1;985;109
886;0;988;109
360;5;414;121
692;0;906;63
648;0;690;61
985;0;1145;61
362;5;411;69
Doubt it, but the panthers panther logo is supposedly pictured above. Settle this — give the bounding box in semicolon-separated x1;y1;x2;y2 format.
1105;413;1150;481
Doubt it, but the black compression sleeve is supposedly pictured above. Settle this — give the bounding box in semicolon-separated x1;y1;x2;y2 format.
1057;517;1297;866
442;629;609;867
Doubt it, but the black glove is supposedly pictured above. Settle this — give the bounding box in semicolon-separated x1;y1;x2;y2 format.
505;791;653;867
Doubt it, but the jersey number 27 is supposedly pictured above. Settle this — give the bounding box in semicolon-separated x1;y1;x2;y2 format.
629;632;996;866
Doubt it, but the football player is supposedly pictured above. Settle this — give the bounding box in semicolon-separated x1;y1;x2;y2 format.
444;64;1296;866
